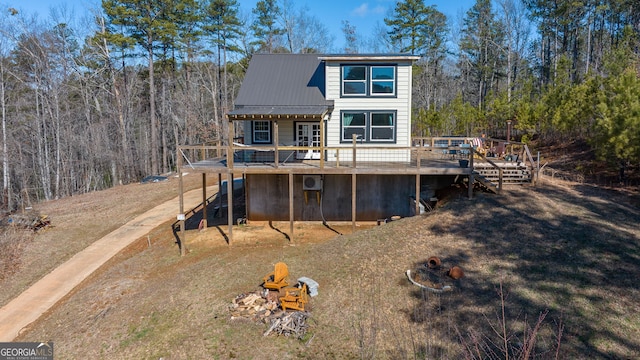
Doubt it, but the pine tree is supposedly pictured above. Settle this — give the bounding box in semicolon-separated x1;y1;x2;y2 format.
251;0;284;53
204;0;243;136
384;0;429;55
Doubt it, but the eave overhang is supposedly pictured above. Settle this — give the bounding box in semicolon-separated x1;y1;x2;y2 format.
227;103;333;121
318;54;421;62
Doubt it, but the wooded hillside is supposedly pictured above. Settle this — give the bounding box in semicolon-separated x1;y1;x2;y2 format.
0;0;638;210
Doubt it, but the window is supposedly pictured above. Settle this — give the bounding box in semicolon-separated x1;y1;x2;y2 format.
341;65;396;97
342;66;366;95
370;112;395;140
252;121;271;143
342;111;396;143
342;112;366;141
371;67;395;94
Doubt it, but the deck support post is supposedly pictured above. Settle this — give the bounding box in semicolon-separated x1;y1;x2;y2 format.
351;173;356;231
468;149;475;199
227;172;234;245
178;161;185;256
289;173;294;239
201;173;207;229
217;173;222;217
415;174;421;216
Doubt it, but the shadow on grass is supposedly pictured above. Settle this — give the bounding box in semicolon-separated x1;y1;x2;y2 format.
406;183;640;358
171;187;245;248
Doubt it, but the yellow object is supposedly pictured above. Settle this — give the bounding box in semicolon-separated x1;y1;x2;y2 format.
262;262;289;291
279;283;309;311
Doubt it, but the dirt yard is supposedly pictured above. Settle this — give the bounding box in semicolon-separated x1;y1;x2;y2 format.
1;169;636;359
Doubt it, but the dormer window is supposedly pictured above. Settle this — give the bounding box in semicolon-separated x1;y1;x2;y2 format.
341;65;396;97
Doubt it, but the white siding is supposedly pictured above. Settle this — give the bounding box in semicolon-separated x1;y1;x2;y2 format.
324;60;413;162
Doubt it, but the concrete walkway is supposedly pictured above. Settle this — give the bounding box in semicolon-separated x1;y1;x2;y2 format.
0;186;216;342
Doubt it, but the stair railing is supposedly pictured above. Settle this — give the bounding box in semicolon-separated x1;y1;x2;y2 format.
523;144;537;185
472;148;503;191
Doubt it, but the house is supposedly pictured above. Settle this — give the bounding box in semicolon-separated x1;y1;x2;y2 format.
229;54;416;162
176;53;512;246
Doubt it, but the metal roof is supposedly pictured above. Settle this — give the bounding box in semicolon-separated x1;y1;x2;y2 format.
229;53;331;118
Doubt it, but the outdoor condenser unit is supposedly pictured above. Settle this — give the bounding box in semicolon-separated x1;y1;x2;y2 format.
302;175;322;191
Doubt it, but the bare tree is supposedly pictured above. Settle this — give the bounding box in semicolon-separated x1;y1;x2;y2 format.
497;0;531;103
279;1;333;53
0;10;14;210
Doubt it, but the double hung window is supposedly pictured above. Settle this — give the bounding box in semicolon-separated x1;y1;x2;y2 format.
341;65;396;97
252;121;271;143
341;111;396;143
342;66;367;95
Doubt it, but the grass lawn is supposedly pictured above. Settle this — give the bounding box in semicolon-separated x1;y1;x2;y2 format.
10;178;640;359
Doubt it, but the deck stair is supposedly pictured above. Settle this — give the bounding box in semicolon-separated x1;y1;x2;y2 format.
474;161;532;185
473;173;500;193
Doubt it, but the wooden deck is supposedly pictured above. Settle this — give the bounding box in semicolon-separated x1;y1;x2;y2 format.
177;140;538;193
174;138;537;249
181;156;474;176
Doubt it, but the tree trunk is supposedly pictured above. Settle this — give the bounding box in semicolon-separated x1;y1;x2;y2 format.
1;58;9;210
36;89;52;201
100;17;129;184
148;36;159;175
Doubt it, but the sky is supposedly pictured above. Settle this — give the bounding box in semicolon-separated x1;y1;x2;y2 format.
10;0;477;51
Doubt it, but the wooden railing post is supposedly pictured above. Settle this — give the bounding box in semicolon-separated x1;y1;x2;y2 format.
227;119;234;169
274;121;279;168
524;144;536;185
352;134;357;168
320;119;325;169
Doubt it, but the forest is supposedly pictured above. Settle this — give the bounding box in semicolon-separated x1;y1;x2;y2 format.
0;0;638;211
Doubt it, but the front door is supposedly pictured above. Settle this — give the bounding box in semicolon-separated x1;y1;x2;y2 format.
296;122;321;160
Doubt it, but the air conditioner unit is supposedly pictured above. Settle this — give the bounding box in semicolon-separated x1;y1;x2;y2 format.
303;175;322;191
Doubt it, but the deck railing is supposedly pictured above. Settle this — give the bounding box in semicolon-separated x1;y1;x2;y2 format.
176;137;538;187
177;141;226;166
178;136;479;171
